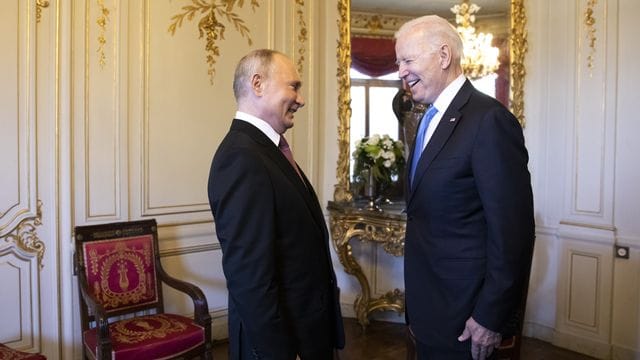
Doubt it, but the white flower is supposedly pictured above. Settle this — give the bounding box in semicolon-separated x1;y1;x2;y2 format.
367;134;380;145
383;160;393;168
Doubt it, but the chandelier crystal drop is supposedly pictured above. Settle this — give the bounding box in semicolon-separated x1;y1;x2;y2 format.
451;0;500;79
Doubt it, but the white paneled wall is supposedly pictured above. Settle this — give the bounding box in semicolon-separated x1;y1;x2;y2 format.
522;0;640;359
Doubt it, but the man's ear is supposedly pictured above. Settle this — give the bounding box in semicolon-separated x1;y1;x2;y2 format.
439;44;453;70
251;73;264;96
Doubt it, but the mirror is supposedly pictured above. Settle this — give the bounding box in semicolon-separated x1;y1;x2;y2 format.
333;0;527;202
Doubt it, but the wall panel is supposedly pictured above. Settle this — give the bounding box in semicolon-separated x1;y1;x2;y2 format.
73;0;127;223
0;0;38;236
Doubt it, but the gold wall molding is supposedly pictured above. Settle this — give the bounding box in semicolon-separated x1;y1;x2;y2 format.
584;0;597;73
168;0;261;85
295;0;307;75
2;200;45;269
510;0;528;127
334;0;352;202
36;0;50;23
96;0;110;68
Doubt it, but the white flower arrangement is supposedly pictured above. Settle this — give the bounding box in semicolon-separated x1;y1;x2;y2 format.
352;134;405;191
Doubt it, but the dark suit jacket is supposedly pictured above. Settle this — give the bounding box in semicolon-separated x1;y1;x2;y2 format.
404;80;535;351
208;119;345;359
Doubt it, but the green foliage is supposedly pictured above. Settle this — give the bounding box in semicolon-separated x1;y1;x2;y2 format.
352;134;405;191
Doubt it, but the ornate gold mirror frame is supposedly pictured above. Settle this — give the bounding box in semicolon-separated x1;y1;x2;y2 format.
333;0;528;202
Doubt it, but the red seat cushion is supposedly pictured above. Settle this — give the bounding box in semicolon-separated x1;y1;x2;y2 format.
0;344;46;360
83;314;205;360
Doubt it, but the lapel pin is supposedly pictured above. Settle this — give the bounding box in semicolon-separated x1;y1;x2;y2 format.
449;118;456;122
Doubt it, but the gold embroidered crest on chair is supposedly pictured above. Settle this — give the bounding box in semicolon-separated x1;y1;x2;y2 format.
74;219;213;360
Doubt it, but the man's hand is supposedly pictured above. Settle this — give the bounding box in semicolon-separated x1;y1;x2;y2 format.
457;316;502;360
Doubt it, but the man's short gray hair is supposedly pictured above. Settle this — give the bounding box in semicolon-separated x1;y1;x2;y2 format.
233;49;282;102
395;15;463;61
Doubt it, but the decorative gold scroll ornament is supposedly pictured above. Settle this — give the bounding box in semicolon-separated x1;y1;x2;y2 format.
510;0;528;127
168;0;260;85
4;200;45;269
334;0;352;203
351;12;406;37
96;0;110;68
584;0;597;73
295;0;308;75
328;205;406;327
36;0;50;23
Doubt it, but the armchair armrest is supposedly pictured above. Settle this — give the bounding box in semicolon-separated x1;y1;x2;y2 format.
77;270;112;356
157;266;212;327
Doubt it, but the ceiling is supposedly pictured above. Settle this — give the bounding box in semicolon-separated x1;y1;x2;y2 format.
350;0;508;18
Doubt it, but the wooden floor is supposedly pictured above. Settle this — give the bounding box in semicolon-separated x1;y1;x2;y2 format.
212;318;598;359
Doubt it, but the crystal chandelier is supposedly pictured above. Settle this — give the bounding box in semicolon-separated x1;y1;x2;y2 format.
451;0;500;79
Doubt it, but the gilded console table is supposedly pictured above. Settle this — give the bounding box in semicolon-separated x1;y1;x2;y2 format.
327;200;407;329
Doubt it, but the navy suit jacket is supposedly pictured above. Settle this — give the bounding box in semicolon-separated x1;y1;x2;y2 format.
404;80;535;350
208;120;345;359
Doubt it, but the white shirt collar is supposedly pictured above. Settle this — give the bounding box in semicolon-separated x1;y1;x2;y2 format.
432;74;466;113
422;74;467;148
235;111;281;146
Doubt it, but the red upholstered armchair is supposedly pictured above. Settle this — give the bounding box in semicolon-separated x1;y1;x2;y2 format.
74;219;212;360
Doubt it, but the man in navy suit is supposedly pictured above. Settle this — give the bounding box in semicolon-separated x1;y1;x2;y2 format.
208;49;344;359
395;16;535;360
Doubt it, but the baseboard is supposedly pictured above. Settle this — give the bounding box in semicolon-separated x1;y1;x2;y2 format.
522;321;555;343
210;308;228;341
552;330;611;359
513;321;640;360
611;344;640;360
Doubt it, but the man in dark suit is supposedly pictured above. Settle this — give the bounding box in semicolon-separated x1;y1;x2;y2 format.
208;49;345;360
395;16;535;360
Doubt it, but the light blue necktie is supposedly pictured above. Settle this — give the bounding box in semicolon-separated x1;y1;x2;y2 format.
410;105;438;187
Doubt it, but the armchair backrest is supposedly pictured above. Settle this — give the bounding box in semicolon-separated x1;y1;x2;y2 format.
75;219;164;322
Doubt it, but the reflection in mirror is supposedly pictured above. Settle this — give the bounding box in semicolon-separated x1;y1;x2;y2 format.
333;0;527;202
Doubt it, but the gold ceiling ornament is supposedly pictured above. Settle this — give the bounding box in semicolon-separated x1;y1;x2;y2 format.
3;200;45;269
295;0;308;75
334;0;352;203
351;12;407;38
36;0;50;23
584;0;597;73
451;0;500;80
168;0;261;85
96;0;110;69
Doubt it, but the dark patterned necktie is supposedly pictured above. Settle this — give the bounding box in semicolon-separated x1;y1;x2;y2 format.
279;136;304;182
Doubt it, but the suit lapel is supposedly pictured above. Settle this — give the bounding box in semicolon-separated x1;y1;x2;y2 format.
407;80;474;206
232;120;327;234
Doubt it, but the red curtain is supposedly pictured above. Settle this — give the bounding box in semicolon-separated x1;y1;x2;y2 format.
351;37;398;77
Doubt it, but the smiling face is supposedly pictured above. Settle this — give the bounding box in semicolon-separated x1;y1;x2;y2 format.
256;54;305;134
394;16;463;105
395;31;447;105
